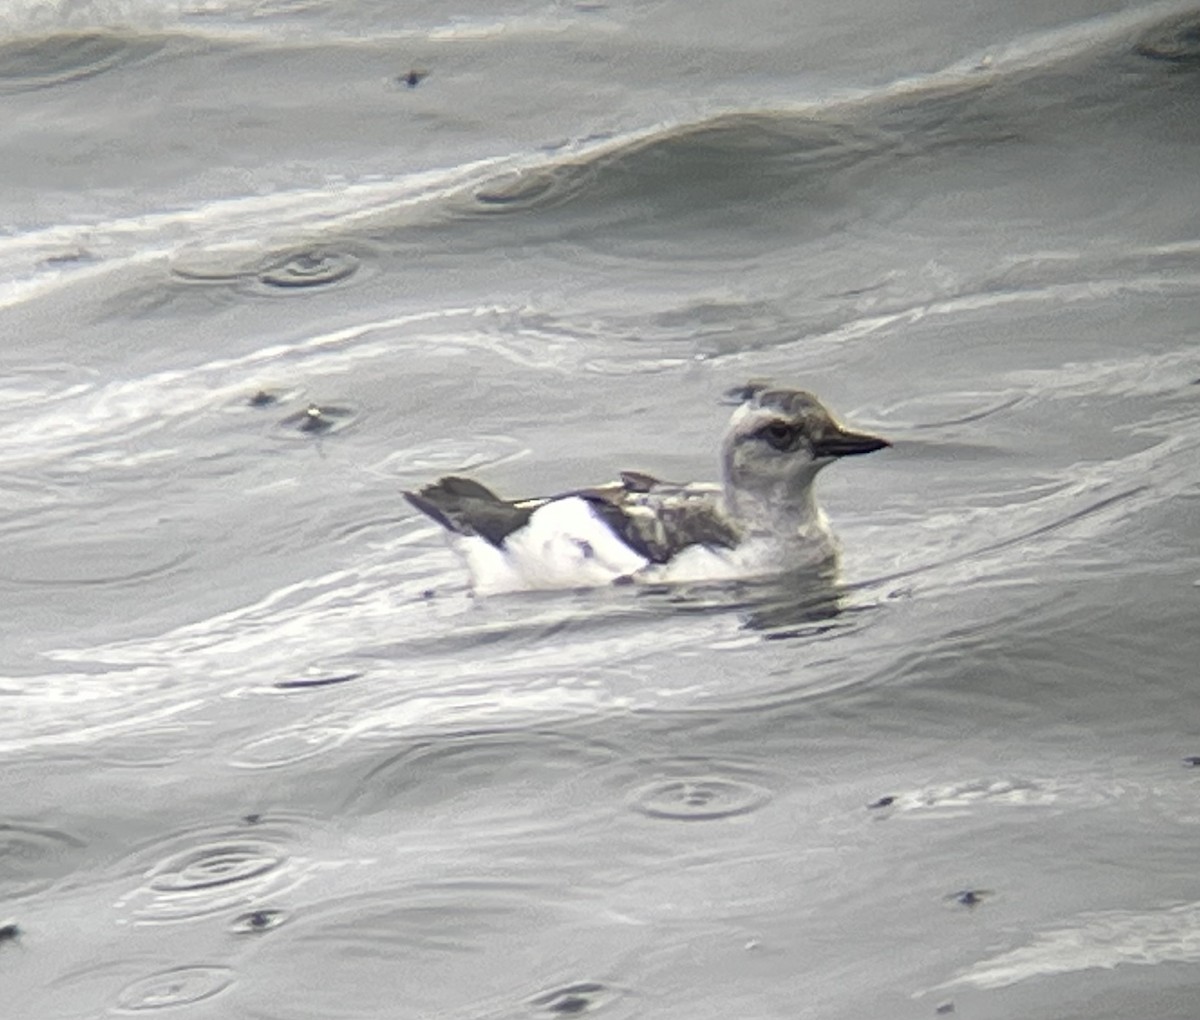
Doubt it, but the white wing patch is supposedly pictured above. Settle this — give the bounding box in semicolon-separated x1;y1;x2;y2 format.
453;497;649;594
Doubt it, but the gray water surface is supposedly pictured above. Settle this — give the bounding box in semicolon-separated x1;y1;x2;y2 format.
3;2;1200;1018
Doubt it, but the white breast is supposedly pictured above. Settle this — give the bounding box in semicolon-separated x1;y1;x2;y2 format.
641;528;836;585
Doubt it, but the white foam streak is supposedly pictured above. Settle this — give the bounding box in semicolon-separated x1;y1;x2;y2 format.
936;900;1200;991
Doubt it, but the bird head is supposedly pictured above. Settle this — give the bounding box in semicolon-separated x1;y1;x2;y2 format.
721;384;889;505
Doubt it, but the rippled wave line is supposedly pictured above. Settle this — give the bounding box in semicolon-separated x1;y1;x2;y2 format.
893;0;1200;86
4;0;1194;303
0;153;515;305
0;305;507;464
849;423;1200;604
46;536;454;667
0;4;623;46
0;693;204;755
1007;345;1200;399
758;268;1200;363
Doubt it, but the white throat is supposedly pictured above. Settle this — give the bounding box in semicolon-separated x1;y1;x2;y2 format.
722;473;829;543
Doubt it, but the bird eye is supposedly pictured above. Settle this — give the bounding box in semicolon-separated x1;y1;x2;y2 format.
759;421;800;451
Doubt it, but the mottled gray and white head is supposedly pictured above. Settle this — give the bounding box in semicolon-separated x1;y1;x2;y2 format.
721;383;889;511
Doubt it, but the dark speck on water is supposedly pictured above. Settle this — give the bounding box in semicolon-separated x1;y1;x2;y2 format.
1133;13;1200;62
1183;757;1200;767
399;69;428;88
248;390;278;407
273;671;362;690
0;923;20;943
530;983;612;1016
42;249;92;265
867;795;896;809
230;908;288;934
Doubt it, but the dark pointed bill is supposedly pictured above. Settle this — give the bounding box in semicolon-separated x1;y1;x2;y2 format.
813;428;891;458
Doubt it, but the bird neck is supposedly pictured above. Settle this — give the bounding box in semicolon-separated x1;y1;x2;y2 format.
723;479;827;541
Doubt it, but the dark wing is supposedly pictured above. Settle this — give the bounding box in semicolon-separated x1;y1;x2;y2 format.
403;476;540;548
406;472;740;564
582;474;740;564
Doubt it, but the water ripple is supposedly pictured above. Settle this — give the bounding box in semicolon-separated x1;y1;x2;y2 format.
91;723;199;768
114;815;320;923
0;821;87;899
369;434;530;482
255;248;362;291
606;755;777;823
169;241;373;296
466;162;599;215
0;543;194;590
115;965;234;1011
343;728;627;835
146;843;285;894
238;881;647;1020
879;390;1027;431
0;363;98;409
629;776;772;821
168;242;268;283
228;722;350;769
0;31;165;93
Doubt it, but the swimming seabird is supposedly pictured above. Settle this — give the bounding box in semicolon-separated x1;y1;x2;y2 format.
404;383;889;594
